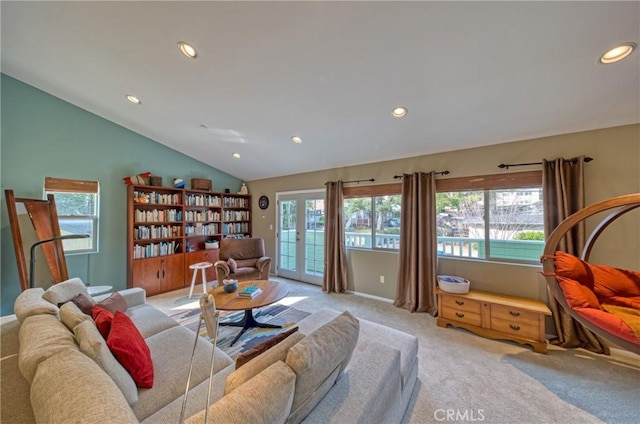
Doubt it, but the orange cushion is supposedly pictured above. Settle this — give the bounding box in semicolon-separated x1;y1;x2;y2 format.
553;251;595;290
590;263;640;300
604;296;640;310
106;311;154;388
556;276;601;309
575;308;640;345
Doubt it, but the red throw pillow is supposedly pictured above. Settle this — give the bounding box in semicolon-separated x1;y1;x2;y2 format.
106;311;154;388
92;305;114;339
97;292;128;314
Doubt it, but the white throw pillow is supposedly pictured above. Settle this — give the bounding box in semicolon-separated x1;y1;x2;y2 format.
43;278;91;305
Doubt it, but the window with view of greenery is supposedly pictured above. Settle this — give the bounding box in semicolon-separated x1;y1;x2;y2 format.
44;178;99;254
436;187;544;263
344;195;402;250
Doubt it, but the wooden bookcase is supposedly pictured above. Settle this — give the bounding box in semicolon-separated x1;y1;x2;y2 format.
126;185;251;295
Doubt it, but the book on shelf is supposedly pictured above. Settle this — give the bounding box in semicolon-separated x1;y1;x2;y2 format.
238;286;262;298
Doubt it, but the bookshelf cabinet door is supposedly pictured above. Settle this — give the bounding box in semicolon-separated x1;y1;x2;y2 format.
132;257;162;296
161;254;185;292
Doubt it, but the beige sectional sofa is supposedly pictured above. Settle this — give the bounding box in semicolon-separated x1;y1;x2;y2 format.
1;278;419;423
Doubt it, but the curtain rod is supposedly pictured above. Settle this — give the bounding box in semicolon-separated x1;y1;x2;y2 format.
325;178;375;185
498;157;593;170
393;170;450;179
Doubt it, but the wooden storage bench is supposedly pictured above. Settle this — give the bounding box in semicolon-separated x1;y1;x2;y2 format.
437;288;551;353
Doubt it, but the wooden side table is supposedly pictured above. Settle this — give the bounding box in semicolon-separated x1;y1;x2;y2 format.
210;280;288;346
436;288;551;353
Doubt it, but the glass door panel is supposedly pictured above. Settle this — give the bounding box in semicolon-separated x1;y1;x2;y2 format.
277;192;324;285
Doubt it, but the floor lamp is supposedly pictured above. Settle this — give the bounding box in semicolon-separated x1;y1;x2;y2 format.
29;234;89;289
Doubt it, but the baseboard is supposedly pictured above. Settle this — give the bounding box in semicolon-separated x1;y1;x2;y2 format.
346;290;394;304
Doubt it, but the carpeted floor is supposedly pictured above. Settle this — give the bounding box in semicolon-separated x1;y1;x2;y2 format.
170;303;309;360
148;277;640;424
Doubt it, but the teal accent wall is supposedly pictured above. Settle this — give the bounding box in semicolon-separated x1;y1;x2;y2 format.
1;74;242;315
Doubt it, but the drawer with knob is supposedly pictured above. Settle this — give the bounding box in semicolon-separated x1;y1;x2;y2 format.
490;317;538;340
441;307;482;327
441;295;482;314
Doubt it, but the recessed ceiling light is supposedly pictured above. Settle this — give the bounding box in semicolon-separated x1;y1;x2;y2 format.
291;136;303;144
178;41;198;59
599;42;636;64
126;94;141;105
232;153;241;159
392;106;407;118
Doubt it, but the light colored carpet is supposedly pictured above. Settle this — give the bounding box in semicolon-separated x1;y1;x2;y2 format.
148;277;640;424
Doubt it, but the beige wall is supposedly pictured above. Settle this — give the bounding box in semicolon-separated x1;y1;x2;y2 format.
248;124;640;303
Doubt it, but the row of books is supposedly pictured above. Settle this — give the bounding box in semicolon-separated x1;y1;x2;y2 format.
238;285;262;298
134;225;181;240
133;191;181;205
184;210;220;222
222;223;250;234
223;211;250;221
132;241;180;259
185;194;222;207
185;223;219;236
134;209;182;223
223;197;249;208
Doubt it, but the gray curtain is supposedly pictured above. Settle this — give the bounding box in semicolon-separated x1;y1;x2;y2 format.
394;172;438;314
323;180;347;293
542;156;609;354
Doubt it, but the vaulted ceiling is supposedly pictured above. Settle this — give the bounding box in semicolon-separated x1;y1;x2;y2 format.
2;1;638;180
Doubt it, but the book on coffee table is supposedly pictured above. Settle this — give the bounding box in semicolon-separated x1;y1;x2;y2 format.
238;286;262;298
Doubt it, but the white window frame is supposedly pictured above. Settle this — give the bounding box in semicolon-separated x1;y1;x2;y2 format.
436;171;543;264
44;177;99;254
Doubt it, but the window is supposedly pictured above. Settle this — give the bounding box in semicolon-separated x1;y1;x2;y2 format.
436;171;543;263
343;184;402;250
44;177;99;254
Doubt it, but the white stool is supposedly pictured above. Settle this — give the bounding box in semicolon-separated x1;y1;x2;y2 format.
188;261;213;299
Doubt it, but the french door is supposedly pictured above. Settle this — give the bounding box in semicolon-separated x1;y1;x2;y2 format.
277;191;325;285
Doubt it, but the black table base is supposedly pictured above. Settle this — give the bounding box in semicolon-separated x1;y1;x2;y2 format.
220;309;282;346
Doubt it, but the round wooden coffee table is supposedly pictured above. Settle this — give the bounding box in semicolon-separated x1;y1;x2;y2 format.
209;280;288;346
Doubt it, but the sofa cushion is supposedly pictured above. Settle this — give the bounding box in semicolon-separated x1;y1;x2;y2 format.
236;258;258;269
60;301;92;331
30;349;138;424
92;305;114;339
557;276;602;309
107;311;154;388
125;304;179;339
225;331;305;394
235;326;299;368
132;325;233;421
42;277;90;305
185;361;296;424
74;320;138;405
97;291;128;314
14;288;59;323
285;311;359;424
18;314;78;384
